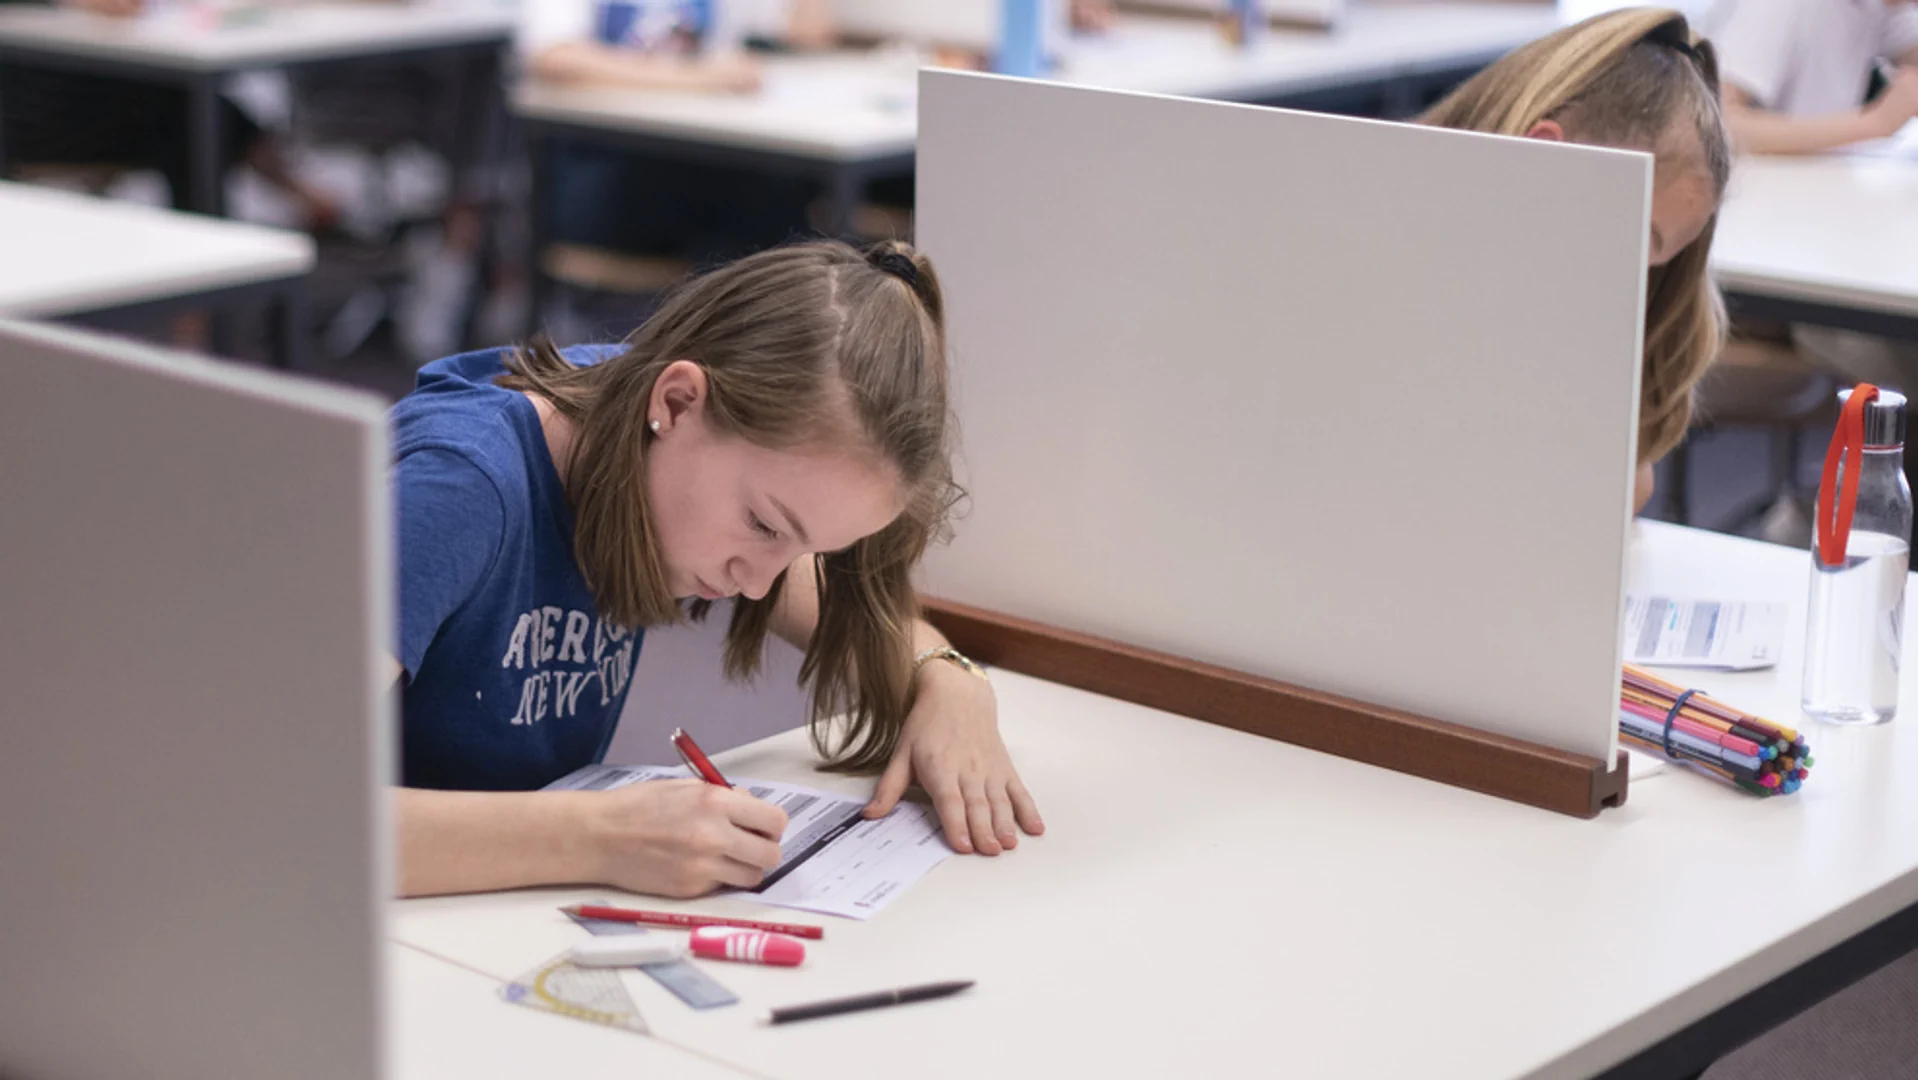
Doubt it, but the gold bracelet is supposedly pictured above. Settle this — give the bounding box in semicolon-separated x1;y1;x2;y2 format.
913;645;990;682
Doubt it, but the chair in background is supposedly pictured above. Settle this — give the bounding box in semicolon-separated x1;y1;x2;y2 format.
538;242;695;344
286;57;498;362
1667;330;1836;545
534;197;911;346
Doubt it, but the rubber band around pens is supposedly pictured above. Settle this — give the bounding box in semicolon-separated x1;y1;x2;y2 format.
1623;664;1803;741
1661;689;1698;760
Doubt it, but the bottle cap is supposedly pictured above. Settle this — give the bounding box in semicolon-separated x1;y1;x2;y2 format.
1838;387;1906;448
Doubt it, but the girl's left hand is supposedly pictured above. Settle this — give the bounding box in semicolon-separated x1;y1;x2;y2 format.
863;661;1044;855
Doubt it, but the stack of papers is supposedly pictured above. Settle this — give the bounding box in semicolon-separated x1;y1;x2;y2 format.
546;764;951;919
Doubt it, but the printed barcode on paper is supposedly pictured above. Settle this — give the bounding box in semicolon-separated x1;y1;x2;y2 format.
1635;597;1670;657
1683;602;1721;658
740;789;821;817
582;768;643;791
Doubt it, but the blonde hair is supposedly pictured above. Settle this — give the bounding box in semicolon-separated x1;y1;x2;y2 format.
499;239;956;772
1421;8;1729;463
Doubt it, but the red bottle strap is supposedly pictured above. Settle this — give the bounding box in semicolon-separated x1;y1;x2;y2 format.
1816;384;1879;568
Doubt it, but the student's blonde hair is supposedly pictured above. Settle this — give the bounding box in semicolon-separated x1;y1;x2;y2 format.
1421;8;1729;464
499;240;956;773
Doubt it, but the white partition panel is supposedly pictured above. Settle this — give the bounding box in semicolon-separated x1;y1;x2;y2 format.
0;321;392;1080
916;71;1648;762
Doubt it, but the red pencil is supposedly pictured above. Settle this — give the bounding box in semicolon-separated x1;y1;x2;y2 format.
671;727;731;787
567;904;825;940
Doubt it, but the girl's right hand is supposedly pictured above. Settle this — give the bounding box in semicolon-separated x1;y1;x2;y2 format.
584;779;788;898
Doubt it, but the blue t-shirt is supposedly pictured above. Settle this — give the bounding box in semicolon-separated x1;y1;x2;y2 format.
594;0;710;52
391;345;642;791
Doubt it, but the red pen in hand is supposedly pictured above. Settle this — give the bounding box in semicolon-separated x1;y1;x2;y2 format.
672;727;782;842
671;727;731;787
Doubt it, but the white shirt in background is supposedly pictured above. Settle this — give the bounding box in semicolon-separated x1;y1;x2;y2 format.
1703;0;1918;114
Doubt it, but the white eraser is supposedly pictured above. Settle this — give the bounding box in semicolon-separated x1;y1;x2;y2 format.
568;935;688;967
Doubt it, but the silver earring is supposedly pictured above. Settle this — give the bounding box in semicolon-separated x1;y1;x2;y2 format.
649;419;661;434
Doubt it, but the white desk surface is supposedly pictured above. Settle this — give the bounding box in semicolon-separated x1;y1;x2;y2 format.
0;182;313;318
512;1;1563;161
516;48;921;163
1713;130;1918;318
389;521;1918;1080
0;1;513;73
1066;0;1560;101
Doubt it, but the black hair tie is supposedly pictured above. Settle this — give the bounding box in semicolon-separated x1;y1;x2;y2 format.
870;250;919;288
1647;20;1699;61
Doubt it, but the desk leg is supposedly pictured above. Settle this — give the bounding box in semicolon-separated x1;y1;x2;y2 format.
206;312;240;360
268;283;306;371
186;74;240;359
185;74;225;216
462;45;508;194
0;62;10;178
463;44;510;346
823;166;861;242
527;131;553;340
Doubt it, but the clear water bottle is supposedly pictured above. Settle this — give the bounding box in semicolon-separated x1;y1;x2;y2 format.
1803;387;1911;725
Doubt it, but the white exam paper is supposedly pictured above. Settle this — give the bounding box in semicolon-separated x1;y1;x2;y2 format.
1623;594;1788;671
546;763;951;919
754;802;952;919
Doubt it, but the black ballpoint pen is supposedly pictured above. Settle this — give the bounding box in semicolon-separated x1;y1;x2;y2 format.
761;980;975;1025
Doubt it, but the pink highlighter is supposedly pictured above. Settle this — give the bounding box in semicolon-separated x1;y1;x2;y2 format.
690;925;807;967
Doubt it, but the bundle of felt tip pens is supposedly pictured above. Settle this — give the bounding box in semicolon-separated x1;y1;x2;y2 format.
1620;665;1812;796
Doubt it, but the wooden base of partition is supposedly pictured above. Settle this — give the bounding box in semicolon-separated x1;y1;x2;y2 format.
922;597;1628;818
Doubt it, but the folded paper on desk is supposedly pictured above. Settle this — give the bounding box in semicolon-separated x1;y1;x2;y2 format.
547;764;951;919
1623;594;1787;671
